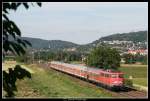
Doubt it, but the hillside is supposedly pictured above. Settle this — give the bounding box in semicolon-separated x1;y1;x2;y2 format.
8;30;147;51
19;37;79;49
92;31;147;45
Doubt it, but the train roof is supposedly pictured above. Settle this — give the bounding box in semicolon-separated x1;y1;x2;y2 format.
51;61;87;70
86;68;123;74
50;61;124;74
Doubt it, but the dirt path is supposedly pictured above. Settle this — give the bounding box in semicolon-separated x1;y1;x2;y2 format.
2;61;34;74
133;84;148;91
120;64;147;67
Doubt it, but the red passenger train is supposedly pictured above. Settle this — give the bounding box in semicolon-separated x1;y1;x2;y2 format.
49;61;124;89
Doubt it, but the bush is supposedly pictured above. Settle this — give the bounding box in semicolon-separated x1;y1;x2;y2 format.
86;46;121;70
124;78;133;87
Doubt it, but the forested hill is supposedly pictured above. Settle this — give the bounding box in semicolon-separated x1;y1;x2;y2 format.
10;30;147;50
20;37;79;49
92;31;147;44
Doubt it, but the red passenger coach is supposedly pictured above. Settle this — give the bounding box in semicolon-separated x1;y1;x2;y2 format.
50;61;124;89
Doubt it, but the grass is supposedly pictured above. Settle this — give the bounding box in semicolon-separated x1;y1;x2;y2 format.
119;65;147;78
132;78;148;87
70;61;84;64
3;61;148;97
120;64;147;68
2;61;34;74
2;61;17;71
119;64;148;87
21;64;112;98
3;62;113;98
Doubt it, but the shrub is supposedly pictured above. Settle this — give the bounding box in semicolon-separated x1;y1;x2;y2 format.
124;78;133;87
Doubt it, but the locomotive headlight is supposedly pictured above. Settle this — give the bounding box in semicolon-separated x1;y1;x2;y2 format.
113;81;122;84
113;81;118;84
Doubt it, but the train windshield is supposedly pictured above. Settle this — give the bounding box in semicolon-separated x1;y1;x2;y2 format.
111;74;117;78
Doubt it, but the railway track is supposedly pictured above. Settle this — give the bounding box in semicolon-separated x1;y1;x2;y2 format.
116;90;147;98
96;83;147;98
37;63;148;98
94;83;147;98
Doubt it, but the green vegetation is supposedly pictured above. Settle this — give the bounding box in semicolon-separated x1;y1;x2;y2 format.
119;64;147;87
86;46;120;70
132;78;147;87
70;61;84;64
18;37;79;49
3;63;113;97
3;61;147;97
33;51;83;63
122;53;147;65
3;2;42;97
16;31;147;50
4;56;16;61
119;65;147;78
123;53;136;64
3;65;31;97
15;51;32;64
3;2;147;98
123;79;133;87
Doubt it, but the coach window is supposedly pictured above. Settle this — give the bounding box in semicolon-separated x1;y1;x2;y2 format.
107;74;110;77
89;72;92;76
95;74;99;77
105;74;109;78
101;73;104;77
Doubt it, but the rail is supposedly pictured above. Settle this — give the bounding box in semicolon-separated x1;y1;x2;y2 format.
37;62;148;98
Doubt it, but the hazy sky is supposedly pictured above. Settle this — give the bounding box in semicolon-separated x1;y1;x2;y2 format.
8;2;148;44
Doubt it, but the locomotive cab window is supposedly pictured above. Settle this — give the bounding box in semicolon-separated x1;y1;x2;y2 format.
111;74;117;78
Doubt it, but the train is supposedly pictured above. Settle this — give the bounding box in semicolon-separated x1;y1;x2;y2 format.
49;61;124;90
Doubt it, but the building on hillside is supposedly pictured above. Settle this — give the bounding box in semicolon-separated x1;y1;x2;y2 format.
120;58;125;63
127;49;148;55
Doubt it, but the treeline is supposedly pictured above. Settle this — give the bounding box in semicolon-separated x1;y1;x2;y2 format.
15;50;88;63
34;51;84;62
122;53;147;65
19;37;79;49
14;47;147;67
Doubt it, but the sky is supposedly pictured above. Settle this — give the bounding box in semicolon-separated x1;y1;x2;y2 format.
7;2;148;45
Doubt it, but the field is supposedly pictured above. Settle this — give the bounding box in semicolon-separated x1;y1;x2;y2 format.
119;64;148;87
2;61;148;98
3;61;113;98
120;64;147;68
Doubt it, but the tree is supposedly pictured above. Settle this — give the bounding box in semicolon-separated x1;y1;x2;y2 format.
15;50;32;64
86;46;121;70
3;3;41;57
134;53;147;64
3;2;42;97
142;55;147;65
123;53;136;64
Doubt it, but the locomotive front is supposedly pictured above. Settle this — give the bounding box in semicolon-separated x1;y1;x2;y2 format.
110;72;124;89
